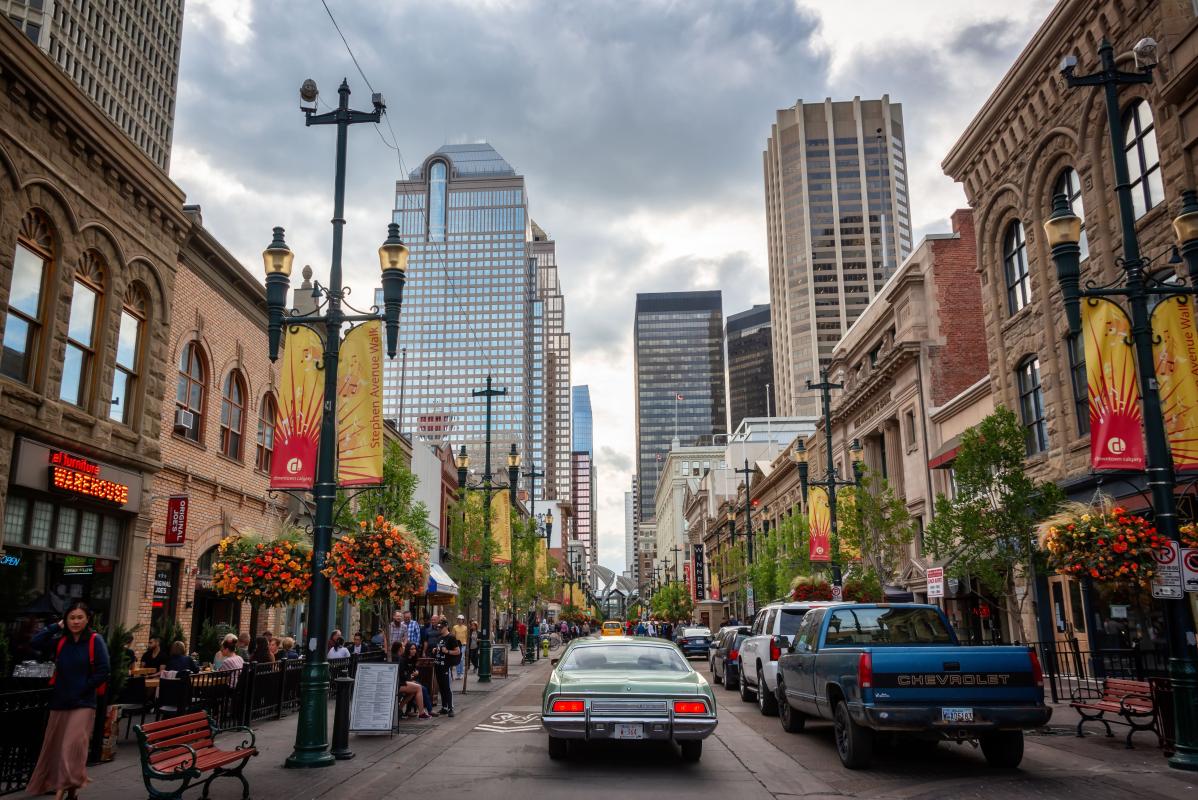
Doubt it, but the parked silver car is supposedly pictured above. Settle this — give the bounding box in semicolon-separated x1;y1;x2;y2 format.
736;601;835;715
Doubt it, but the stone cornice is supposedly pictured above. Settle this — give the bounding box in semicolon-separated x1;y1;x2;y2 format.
831;342;920;425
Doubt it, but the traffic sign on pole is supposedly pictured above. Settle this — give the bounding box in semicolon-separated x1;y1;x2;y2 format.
1152;541;1183;600
1181;548;1198;593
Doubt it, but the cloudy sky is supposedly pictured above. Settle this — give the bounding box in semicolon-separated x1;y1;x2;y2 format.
172;0;1055;574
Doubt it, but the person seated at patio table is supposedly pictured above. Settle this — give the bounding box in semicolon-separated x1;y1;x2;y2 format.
140;636;168;671
213;634;238;669
215;637;244;673
164;641;199;676
280;636;300;660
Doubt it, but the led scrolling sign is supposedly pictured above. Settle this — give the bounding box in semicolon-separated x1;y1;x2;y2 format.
48;451;130;506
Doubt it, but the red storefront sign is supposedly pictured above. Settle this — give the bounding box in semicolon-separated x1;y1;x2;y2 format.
48;450;129;506
165;495;189;547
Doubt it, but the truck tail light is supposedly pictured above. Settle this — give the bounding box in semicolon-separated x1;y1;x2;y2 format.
551;700;584;713
728;649;739;661
673;701;707;715
769;636;782;662
857;652;873;690
1029;649;1044;689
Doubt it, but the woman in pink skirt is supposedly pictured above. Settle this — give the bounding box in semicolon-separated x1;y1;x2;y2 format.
27;600;110;799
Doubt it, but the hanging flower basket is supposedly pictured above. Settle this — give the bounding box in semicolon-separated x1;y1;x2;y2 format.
323;516;427;604
212;534;312;606
1177;523;1198;549
788;575;882;602
1041;502;1165;586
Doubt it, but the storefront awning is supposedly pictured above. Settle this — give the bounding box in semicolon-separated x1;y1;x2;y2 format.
426;563;458;596
928;434;962;470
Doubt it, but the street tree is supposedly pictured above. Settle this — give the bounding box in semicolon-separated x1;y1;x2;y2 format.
650;581;694;623
445;493;496;629
837;468;917;585
925;406;1061;640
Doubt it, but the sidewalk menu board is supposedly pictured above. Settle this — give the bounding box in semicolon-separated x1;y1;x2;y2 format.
349;662;399;733
491;646;508;678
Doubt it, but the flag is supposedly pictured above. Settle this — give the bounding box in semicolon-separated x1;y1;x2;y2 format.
1084;298;1145;470
676;393;684;401
336;320;384;486
1152;296;1198;471
271;326;323;489
808;487;831;562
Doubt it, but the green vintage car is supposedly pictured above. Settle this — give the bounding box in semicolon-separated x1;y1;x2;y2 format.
541;637;718;761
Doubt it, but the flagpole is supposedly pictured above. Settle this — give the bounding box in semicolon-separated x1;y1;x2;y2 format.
674;393;679;442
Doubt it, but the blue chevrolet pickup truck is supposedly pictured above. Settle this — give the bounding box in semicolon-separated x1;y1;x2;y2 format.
774;603;1050;769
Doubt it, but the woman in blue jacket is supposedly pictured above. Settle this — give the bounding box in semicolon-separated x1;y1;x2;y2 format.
27;600;110;799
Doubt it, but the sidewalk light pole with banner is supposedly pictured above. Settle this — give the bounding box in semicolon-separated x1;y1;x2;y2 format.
792;377;864;591
1049;38;1198;770
262;79;408;769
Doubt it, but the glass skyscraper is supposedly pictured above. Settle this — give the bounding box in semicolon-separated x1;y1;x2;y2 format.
726;304;775;432
764;96;912;416
572;385;592;453
570;385;595;572
385;143;571;500
633;291;727;522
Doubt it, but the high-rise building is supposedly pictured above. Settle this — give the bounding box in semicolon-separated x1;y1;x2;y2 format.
5;1;184;170
570;385;595;571
572;385;593;452
386;143;570;499
764;95;912;416
726;304;774;432
624;488;635;574
634;291;726;522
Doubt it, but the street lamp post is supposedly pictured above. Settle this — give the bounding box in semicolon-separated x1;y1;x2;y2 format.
264;79;408;769
455;377;520;684
735;460;757;613
1049;37;1198;772
793;384;864;591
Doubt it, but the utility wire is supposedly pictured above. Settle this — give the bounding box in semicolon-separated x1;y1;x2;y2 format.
320;0;375;94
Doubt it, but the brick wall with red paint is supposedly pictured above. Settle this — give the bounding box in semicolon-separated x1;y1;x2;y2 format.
927;209;988;407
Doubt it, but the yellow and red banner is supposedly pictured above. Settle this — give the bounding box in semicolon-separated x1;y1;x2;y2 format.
1152;296;1198;471
335;320;384;486
808;487;831;562
271;326;323;489
491;492;512;564
1084;298;1145;470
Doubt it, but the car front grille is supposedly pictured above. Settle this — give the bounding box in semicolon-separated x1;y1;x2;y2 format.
589;700;669;715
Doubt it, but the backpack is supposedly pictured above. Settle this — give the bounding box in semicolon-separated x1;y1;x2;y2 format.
48;632;107;698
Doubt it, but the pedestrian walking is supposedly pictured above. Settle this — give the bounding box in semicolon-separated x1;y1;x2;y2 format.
452;615;468;678
433;620;461;717
423;615;442;658
27;600;110;800
516;619;528;655
468;622;480;672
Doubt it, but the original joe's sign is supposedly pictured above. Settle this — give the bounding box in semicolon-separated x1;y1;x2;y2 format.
165;496;188;546
12;438;142;512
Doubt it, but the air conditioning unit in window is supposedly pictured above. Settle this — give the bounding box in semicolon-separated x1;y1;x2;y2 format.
175;409;195;431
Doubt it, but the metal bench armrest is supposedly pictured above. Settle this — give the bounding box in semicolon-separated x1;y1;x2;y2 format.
213;725;257;751
1118;693;1155;718
143;742;199;778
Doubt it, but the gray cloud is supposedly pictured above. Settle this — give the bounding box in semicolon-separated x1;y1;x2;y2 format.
597;446;632;474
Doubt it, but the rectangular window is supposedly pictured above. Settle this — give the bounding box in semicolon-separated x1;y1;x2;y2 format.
2;243;48;383
1017;357;1048;455
110;309;141;423
61;280;99;406
904;409;916;448
1066;334;1090;436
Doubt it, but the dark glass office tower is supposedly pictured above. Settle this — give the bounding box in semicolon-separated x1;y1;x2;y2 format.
726;304;775;432
633;292;726;522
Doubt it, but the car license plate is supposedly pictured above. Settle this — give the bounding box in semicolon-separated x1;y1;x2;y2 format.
614;723;644;740
941;707;974;723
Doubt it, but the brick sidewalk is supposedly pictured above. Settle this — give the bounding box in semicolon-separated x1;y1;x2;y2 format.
83;653;553;800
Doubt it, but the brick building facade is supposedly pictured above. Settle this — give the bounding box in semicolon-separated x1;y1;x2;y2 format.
941;0;1198;651
0;22;185;649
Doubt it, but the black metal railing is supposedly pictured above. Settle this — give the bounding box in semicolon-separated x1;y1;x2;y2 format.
966;639;1170;703
0;688;51;795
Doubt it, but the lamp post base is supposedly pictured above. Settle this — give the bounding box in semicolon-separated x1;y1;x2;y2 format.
478;638;492;683
1168;656;1198;771
284;661;335;769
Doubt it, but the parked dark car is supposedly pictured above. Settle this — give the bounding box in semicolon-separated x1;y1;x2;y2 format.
674;626;712;659
709;627;751;690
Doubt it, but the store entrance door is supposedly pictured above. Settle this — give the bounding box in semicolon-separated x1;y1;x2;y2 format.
1048;575;1089;652
190;588;241;652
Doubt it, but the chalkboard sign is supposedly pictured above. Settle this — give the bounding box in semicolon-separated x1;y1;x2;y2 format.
491;646;508;678
349;662;399;733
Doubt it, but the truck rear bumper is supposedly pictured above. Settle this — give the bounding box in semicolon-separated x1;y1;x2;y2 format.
857;704;1052;733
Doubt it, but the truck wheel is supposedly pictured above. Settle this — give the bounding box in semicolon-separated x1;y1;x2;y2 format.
833;700;873;769
980;730;1024;769
547;736;569;760
757;666;778;716
679;740;703;762
739;662;755;702
777;681;805;733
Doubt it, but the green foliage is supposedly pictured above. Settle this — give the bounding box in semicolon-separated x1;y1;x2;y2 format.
837;469;917;584
95;620;140;699
151;617;186;652
650;582;694;622
445;493;497;615
335;441;435;551
196;621;235;664
925;407;1062;638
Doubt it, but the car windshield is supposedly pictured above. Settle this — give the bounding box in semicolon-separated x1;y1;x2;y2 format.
559;644;690;672
779;609;809;636
733;633;750;648
823;607;955;646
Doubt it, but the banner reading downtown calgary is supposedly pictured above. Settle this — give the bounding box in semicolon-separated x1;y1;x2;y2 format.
1084;298;1145;471
336;320;384;487
271;326;323;489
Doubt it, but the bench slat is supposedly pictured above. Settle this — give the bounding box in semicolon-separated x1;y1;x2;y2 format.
140;712;208;734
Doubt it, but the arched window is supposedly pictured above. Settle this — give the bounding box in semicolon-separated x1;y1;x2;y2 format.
2;210;54;383
1066;334;1089;437
174;341;206;441
428;160;447;242
256;393;277;473
1003;220;1031;314
1016;356;1048;455
220;370;246;460
1054;167;1089;261
110;284;146;424
60;251;105;407
1124;100;1163;219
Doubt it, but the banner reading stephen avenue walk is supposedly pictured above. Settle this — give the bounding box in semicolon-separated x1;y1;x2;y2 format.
336;319;384;486
1151;295;1198;471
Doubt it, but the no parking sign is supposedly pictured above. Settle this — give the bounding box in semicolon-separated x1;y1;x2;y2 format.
1151;541;1183;599
1182;548;1198;593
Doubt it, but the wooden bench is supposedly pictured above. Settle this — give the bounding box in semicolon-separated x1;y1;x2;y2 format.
134;712;257;800
1070;678;1160;749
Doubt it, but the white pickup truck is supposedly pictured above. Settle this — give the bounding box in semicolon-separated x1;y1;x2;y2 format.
737;601;835;715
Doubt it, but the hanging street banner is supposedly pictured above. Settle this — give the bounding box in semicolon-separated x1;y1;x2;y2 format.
336;320;384;486
491;492;512;564
1151;296;1198;471
808;487;831;562
271;326;323;489
693;543;706;600
1083;298;1145;470
164;495;188;547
